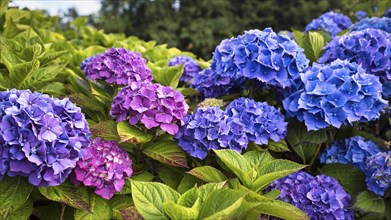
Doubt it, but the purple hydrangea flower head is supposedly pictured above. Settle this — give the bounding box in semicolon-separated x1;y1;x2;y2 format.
225;97;287;145
365;151;391;197
82;48;153;85
0;89;90;186
319;28;391;97
320;136;382;171
211;28;309;88
304;11;352;36
191;68;244;98
351;17;391;33
268;171;354;220
72;137;133;199
174;107;248;159
283;59;387;131
80;55;97;72
355;11;368;21
168;56;202;83
111;82;189;135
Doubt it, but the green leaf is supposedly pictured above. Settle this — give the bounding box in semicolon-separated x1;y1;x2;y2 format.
74;194;112;220
176;87;200;96
35;203;74;220
38;50;67;66
253;200;309;220
39;82;66;96
131;180;180;220
268;140;290;152
0;0;9;18
176;174;202;194
187;166;228;183
292;29;304;44
107;195;134;220
118;171;154;195
253;160;306;191
6;198;33;220
321;163;366;196
20;65;65;89
355;191;386;214
143;140;188;168
68;93;106;114
0;176;33;217
163;201;199;220
157;166;184;189
90;120;120;141
21;44;42;61
151;65;184;89
117;121;153;144
243;150;275;172
300;31;325;62
213;149;252;187
38;181;90;211
198;189;247;220
9;60;40;88
177;185;199;208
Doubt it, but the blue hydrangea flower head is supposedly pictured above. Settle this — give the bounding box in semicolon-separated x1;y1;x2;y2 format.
355;11;368;21
211;28;309;88
82;48;153;85
225;97;287;145
191;68;244;98
0;89;90;186
365;151;391;197
351;17;391;33
319;28;391;97
304;11;352;36
384;8;391;17
174;107;248;159
268;171;354;219
283;59;387;131
320;136;382;171
168;55;202;83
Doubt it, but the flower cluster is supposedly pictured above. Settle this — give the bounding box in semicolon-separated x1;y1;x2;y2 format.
318;28;391;97
351;17;391;33
283;59;387;130
72;138;133;199
111;82;188;135
268;171;354;220
355;11;368;21
174;107;248;159
365;151;391;197
0;89;90;187
304;11;352;36
82;48;153;85
225;97;287;145
80;55;96;72
384;8;391;17
191;68;244;98
211;28;309;88
320;136;382;171
168;55;201;83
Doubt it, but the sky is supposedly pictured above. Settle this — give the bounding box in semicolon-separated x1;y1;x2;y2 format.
10;0;101;16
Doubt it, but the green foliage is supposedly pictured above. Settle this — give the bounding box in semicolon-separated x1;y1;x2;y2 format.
187;166;228;183
143;140;189;168
355;191;389;217
297;31;326;63
74;194;112;220
117;121;153;144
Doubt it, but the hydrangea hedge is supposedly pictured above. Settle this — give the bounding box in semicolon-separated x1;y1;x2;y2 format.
1;1;391;220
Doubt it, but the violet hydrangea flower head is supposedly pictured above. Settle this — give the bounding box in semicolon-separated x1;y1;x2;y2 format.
283;59;388;131
365;151;391;197
320;136;382;171
318;28;391;97
168;55;202;83
351;17;391;33
174;106;248;159
111;82;189;135
304;11;352;36
268;171;354;220
72;137;133;199
82;48;153;85
225;97;287;145
211;28;309;88
0;89;90;186
191;68;244;98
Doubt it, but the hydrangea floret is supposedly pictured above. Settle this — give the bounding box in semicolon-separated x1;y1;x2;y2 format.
174;107;248;159
211;28;309;88
268;171;354;220
365;151;391;197
0;89;90;186
191;68;244;98
318;28;391;97
225;97;287;145
82;48;153;85
72;137;133;199
283;59;387;130
304;11;352;36
320;136;382;171
350;17;391;33
111;82;189;135
168;55;202;83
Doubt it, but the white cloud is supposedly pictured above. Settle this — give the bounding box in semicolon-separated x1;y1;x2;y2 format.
10;0;101;16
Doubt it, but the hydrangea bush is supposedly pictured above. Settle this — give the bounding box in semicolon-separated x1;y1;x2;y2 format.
304;11;352;36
